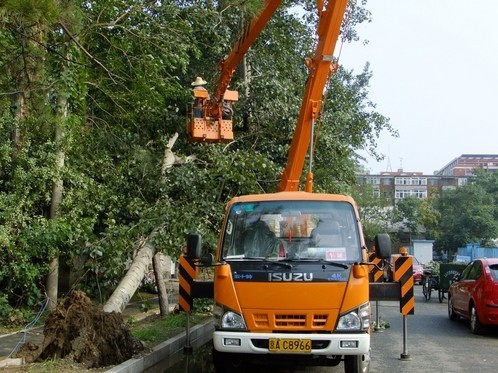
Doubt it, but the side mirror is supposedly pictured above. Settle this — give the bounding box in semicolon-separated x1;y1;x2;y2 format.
374;233;391;259
200;253;214;266
186;233;201;260
452;274;461;282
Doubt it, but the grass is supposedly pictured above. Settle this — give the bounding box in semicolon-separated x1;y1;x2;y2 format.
130;312;211;347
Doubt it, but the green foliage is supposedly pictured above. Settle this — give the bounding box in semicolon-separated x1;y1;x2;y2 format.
435;182;498;252
352;183;394;243
0;0;396;311
418;193;441;241
393;196;422;236
0;294;13;320
193;298;214;313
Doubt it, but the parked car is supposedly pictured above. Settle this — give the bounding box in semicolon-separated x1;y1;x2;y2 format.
447;258;498;334
412;257;424;285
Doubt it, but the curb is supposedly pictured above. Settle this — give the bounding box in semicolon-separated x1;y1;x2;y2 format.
105;320;214;373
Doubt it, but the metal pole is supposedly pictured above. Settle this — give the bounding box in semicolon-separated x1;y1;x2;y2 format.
184;311;193;353
374;301;382;332
400;315;411;360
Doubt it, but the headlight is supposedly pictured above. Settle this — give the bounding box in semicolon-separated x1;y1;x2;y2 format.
222;311;246;329
337;302;370;331
213;304;247;330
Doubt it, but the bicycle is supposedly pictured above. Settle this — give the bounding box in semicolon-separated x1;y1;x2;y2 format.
422;269;432;300
422;269;439;301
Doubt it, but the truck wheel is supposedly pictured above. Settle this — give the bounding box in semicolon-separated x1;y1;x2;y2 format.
344;350;370;373
212;347;245;373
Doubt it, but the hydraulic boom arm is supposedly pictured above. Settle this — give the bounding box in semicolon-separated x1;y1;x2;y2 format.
278;0;348;192
187;0;348;193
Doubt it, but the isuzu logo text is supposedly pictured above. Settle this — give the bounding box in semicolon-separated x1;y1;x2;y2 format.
268;273;313;282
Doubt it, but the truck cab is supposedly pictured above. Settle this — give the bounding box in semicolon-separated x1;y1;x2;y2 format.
190;191;391;373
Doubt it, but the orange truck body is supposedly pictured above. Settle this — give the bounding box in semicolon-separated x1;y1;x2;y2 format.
204;192;388;372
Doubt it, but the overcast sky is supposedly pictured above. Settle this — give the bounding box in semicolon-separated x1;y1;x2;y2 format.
339;0;498;175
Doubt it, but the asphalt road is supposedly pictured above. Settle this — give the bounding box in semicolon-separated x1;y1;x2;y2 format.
165;285;498;373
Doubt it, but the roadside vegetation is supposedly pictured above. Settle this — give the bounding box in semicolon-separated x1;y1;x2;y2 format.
4;0;496;331
0;0;395;324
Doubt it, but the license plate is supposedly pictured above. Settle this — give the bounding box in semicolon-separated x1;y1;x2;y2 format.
268;338;312;353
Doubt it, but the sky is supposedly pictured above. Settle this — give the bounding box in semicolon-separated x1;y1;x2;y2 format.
338;0;498;175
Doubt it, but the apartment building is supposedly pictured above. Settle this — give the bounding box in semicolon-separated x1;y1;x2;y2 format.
436;154;498;176
357;154;498;204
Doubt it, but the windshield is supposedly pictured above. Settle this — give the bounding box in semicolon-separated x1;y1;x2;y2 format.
221;200;361;262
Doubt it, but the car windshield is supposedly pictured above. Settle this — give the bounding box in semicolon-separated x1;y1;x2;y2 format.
220;200;361;263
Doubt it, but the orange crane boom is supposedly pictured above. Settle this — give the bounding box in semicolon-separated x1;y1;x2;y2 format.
188;0;348;193
278;0;348;192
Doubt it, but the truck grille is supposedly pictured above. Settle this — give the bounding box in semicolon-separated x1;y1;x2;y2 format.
252;313;329;329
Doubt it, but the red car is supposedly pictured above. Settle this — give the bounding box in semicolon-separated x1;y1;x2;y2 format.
448;258;498;334
412;257;424;285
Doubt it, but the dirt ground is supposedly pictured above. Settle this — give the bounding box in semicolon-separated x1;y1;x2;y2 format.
12;291;144;370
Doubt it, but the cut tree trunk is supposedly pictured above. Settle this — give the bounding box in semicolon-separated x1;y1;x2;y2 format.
103;234;156;313
153;252;169;316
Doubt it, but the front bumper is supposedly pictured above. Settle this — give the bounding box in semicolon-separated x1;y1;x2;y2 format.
213;331;370;356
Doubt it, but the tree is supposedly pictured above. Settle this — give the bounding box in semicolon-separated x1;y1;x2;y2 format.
418;192;441;241
435;183;498;255
352;182;394;246
0;0;399;315
393;196;423;242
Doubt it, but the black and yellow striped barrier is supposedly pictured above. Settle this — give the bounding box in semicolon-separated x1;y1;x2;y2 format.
392;255;415;315
368;251;384;283
369;251;415;316
178;254;199;312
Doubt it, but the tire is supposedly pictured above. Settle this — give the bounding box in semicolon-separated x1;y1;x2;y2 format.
344;350;370;373
470;304;484;335
422;281;428;298
212;347;246;373
423;280;431;301
438;289;444;303
448;296;459;321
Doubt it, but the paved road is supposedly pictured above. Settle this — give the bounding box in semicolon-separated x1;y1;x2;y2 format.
166;285;498;373
369;286;498;373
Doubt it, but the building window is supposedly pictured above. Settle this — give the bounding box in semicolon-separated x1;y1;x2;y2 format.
395;177;427;186
366;177;380;185
395;189;427;199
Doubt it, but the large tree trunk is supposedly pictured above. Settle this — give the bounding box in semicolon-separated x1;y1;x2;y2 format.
46;92;67;311
103;234;156;313
153;252;169;316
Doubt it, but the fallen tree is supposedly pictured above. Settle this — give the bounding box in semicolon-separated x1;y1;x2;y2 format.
16;291;143;368
103;233;156;314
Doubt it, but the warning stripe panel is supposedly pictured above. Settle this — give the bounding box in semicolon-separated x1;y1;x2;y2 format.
178;255;198;312
393;256;415;315
179;256;198;279
401;293;415;315
368;252;384;283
